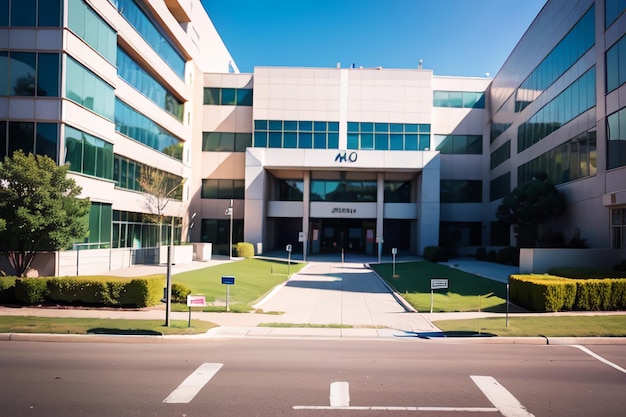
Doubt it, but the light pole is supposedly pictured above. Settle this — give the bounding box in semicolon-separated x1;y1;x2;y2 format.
225;199;233;259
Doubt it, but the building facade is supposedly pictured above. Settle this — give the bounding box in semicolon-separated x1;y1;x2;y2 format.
2;0;626;268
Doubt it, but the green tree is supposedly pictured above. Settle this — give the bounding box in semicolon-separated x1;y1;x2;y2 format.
0;151;90;277
495;173;566;247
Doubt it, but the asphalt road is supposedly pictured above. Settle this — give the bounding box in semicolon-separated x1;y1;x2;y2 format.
1;338;625;417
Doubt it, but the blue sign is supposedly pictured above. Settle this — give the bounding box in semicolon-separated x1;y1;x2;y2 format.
221;276;235;285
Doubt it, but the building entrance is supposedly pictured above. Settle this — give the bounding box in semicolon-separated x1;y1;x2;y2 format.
310;219;376;255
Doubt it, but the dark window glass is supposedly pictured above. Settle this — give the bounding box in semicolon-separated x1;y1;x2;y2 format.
37;53;59;96
0;121;6;159
10;52;36;96
237;88;253;106
269;132;282;148
11;0;36;26
254;132;267;147
235;133;252;152
0;0;8;26
327;132;339;149
313;133;326;149
384;181;411;203
204;88;220;105
8;122;34;155
284;132;297;148
375;133;388;150
201;179;218;199
254;120;267;130
38;0;62;26
299;133;312;148
278;179;304;201
35;123;58;161
0;51;7;95
221;88;236;105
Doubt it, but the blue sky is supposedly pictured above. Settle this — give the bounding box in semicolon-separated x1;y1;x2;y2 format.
201;0;546;78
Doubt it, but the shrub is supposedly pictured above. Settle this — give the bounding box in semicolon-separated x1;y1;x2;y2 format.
510;275;576;312
171;283;191;303
235;242;255;258
423;246;449;262
118;276;163;307
14;278;48;304
496;247;519;265
475;247;487;261
0;276;16;303
487;250;497;262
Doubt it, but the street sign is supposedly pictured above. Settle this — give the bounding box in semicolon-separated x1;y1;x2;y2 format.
221;276;235;285
186;295;206;307
298;232;305;242
224;207;232;216
286;244;292;252
431;278;449;290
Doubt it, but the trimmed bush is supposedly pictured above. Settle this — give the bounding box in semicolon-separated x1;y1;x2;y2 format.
0;276;16;303
235;242;255;258
171;283;191;303
118;276;163;307
423;246;449;262
14;278;48;304
511;274;626;312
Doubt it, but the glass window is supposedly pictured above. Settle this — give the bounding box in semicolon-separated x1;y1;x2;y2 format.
347;133;358;149
0;0;8;26
0;121;6;159
299;132;312;148
237;88;253;106
35;123;58;161
11;0;36;26
284;132;297;148
221;88;236;105
235;133;252;152
65;57;114;120
375;133;388;150
313;133;326;149
38;0;62;26
328;133;339;149
9;52;36;96
204;88;220;105
37;53;59;97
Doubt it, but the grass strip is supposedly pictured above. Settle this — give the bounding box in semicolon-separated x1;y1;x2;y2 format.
0;316;216;335
433;315;626;337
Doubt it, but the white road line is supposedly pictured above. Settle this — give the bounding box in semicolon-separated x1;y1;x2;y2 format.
571;345;626;374
329;381;350;407
163;363;223;404
471;375;535;417
293;405;499;411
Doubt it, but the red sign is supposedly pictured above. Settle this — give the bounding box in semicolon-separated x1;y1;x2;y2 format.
186;295;207;307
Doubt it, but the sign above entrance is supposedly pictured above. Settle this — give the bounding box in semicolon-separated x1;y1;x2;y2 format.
310;202;377;218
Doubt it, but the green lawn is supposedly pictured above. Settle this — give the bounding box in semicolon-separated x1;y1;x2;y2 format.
371;261;512;312
170;258;306;312
0;316;214;335
434;315;626;337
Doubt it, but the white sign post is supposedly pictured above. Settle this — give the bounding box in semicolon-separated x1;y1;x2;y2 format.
391;247;398;277
186;295;206;327
430;278;449;313
221;276;235;312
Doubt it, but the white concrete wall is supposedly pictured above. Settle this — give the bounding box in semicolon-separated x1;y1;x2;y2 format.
519;248;626;274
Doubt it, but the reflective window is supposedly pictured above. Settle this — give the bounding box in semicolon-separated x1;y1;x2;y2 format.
490;140;510;169
607;107;626;169
277;179;304;201
310;180;376;202
83;202;112;249
516;5;594;112
606;0;626;28
611;208;626;249
113;155;183;200
518;67;596;152
254;120;339;149
109;0;186;79
69;0;116;64
2;121;58;161
490;172;511;201
606;34;626;93
201;179;245;199
348;122;430;151
117;49;184;121
433;91;485;108
65;125;113;180
203;88;253;106
66;56;114;120
433;134;482;154
490;123;512;143
384;181;411;203
3;0;61;27
0;0;8;26
202;132;252;152
114;98;183;160
1;51;59;97
200;218;243;255
518;130;596;184
440;180;482;203
112;210;182;248
440;222;482;247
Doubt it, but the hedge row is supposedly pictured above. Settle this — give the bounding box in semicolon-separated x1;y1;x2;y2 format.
510;274;626;312
1;275;164;308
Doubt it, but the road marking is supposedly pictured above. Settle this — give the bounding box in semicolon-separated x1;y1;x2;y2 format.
571;345;626;374
163;363;223;403
329;381;350;407
294;405;500;411
471;376;535;417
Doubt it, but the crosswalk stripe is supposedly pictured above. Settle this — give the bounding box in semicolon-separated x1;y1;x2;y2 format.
163;363;223;404
471;375;535;417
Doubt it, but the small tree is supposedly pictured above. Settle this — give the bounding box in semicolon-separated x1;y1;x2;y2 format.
495;172;566;247
0;151;90;277
136;166;184;246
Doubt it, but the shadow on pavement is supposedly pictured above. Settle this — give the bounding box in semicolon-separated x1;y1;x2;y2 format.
397;330;497;339
87;328;162;336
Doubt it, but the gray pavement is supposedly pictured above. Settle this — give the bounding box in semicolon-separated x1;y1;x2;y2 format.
2;255;625;341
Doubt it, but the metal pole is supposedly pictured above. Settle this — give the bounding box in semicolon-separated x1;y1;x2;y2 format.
165;245;171;327
430;290;434;314
392;252;396;276
288;250;291;277
229;199;233;259
226;285;230;312
188;306;191;328
506;282;510;327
